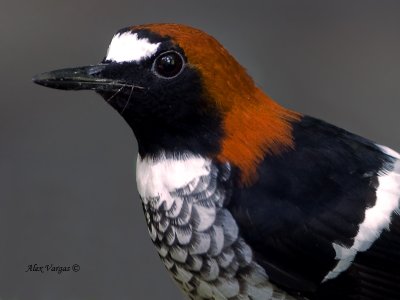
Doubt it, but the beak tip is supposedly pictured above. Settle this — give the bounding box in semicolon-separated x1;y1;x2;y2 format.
32;77;40;85
32;72;49;87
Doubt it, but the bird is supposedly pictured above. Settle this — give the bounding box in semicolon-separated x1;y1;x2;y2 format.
33;24;400;300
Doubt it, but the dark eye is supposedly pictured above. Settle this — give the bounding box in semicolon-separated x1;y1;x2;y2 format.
152;51;184;78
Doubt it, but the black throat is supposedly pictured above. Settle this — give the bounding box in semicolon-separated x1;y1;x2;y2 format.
98;65;224;159
129;107;223;158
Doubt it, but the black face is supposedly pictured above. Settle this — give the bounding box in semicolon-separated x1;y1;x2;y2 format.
33;29;223;158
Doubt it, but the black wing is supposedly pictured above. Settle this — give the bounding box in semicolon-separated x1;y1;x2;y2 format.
226;116;400;299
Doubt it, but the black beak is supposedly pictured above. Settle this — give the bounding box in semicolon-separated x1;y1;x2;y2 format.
33;64;143;92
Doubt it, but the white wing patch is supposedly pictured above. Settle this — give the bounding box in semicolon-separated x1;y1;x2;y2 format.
379;144;400;159
105;32;160;63
323;144;400;282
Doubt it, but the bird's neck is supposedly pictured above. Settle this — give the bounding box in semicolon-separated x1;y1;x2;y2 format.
133;88;300;183
132;109;224;159
217;88;301;185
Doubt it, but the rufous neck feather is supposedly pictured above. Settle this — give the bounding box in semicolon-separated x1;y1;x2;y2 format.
217;89;300;185
134;24;301;185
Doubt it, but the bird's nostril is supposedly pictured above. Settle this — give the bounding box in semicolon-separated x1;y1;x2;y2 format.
87;64;107;75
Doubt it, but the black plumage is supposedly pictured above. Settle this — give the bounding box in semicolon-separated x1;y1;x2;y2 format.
227;116;399;299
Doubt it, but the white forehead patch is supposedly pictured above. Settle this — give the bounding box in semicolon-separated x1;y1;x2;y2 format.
105;32;160;63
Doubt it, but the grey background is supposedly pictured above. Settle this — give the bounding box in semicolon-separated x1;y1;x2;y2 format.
1;1;400;299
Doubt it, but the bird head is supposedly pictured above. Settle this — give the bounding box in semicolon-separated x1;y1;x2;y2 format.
34;24;299;184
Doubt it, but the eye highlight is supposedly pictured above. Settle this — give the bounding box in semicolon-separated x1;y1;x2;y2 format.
152;51;185;79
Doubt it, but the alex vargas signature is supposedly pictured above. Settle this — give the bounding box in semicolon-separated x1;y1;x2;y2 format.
25;263;80;274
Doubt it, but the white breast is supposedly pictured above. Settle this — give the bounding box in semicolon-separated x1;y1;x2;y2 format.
136;153;212;210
